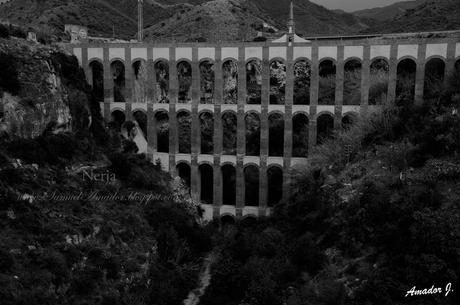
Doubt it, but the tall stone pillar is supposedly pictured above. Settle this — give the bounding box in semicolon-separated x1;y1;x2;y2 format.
236;46;246;215
309;43;319;152
335;45;344;129
387;44;398;105
260;46;270;209
283;45;294;201
191;48;200;202
124;47;133;121
81;48;91;89
261;47;270;157
103;47;112;121
147;48;156;159
169;48;178;174
445;41;457;80
213;47;223;215
308;119;317;153
361;44;371;112
414;43;427;105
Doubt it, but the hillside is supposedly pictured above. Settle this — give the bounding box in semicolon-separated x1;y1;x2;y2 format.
352;0;425;22
144;0;370;42
199;61;460;305
0;35;212;304
143;0;281;42
363;0;460;34
249;0;368;37
0;0;370;41
0;0;177;39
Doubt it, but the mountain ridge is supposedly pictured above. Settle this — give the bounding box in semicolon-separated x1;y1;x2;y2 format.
352;0;426;22
0;0;370;41
363;0;460;34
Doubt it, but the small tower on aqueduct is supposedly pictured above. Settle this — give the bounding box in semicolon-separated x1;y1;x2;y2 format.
138;0;144;42
287;0;295;41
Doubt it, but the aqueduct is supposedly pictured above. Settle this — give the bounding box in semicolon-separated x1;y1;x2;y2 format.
71;20;460;220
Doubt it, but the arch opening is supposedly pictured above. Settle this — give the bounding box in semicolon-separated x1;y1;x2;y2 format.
89;61;104;101
133;111;147;137
318;60;336;105
396;58;416;103
154;60;169;103
222;112;237;155
292;114;309;158
269;60;286;105
245;113;261;156
294;60;311;105
177;61;192;103
424;58;445;101
269;113;284;157
222;165;236;206
342;113;358;130
369;59;389;105
200;60;215;104
132;60;147;103
177;111;191;153
221;215;236;226
177;163;191;191
129;111;148;154
155;111;169;153
111;60;126;103
200;112;214;154
110;110;126;132
223;60;238;104
317;114;334;145
267;167;283;207
244;165;259;207
199;164;213;204
246;59;262;104
343;59;362;105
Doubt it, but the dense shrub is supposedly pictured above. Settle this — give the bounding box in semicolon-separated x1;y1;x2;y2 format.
0;52;20;95
0;24;9;38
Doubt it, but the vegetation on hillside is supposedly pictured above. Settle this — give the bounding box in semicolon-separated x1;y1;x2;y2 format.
199;68;460;305
0;36;212;305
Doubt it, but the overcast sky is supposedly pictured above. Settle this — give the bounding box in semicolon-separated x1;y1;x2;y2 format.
310;0;410;12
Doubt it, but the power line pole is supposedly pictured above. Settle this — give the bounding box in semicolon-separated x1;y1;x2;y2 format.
138;0;144;42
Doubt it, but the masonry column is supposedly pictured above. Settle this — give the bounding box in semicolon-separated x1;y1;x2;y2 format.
236;46;246;216
169;48;178;175
387;44;398;104
335;45;344;129
308;42;319;152
361;43;371;113
283;45;294;202
81;48;91;88
125;47;133;121
147;48;156;160
414;43;427;105
213;47;223;217
103;47;112;121
191;48;200;202
259;46;270;211
445;40;457;79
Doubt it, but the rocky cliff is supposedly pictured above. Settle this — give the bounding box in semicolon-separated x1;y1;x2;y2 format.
0;37;98;139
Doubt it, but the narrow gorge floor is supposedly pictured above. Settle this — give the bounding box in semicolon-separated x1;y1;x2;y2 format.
183;251;218;305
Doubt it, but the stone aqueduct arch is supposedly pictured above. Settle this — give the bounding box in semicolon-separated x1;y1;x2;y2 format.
74;35;460;220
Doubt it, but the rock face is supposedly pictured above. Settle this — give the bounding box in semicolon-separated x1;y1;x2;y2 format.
0;37;91;138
